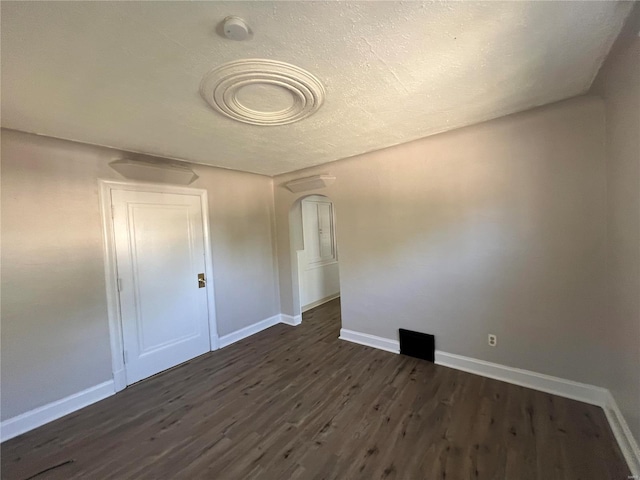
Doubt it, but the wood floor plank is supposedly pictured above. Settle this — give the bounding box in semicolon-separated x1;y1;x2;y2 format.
1;299;630;479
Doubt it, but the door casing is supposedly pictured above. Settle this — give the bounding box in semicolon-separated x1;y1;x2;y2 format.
99;179;218;392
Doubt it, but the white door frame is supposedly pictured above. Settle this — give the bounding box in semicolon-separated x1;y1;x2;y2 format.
98;179;219;392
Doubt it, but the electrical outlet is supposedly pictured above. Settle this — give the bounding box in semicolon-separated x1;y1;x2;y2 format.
488;334;497;347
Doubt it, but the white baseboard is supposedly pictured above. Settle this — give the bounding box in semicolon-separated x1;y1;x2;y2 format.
280;313;302;326
338;328;638;474
339;328;400;354
603;391;640;475
336;331;609;406
302;293;340;313
435;351;640;474
219;314;282;348
434;351;609;406
0;312;296;443
4;326;637;474
1;380;115;443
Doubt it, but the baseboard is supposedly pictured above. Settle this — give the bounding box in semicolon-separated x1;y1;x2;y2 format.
336;328;638;473
434;351;639;474
337;330;609;406
280;313;302;326
4;329;636;474
219;314;282;348
302;293;340;313
339;328;400;354
1;312;297;443
434;351;609;406
1;380;115;443
603;391;640;475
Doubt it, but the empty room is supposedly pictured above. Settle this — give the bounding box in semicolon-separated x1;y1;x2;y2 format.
1;1;639;479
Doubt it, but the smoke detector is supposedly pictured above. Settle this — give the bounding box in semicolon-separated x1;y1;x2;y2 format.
223;16;251;41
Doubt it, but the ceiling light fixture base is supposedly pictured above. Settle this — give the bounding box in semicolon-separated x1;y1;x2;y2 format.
200;59;325;126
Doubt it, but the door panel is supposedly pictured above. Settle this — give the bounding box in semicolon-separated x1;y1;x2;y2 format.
112;190;210;385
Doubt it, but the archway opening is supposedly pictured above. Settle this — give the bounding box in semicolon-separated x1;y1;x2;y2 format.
289;194;341;331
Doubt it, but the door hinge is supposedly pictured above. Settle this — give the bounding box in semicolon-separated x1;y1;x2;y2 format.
123;350;128;364
117;278;123;292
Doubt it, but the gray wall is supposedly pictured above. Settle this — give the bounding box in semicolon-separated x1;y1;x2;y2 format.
1;129;279;420
275;96;611;388
594;11;640;442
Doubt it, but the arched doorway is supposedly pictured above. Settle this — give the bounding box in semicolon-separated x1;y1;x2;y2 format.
289;194;341;326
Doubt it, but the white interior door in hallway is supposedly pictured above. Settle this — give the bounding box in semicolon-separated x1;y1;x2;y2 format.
111;189;212;385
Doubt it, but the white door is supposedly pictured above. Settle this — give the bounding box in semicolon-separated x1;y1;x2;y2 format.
111;189;211;385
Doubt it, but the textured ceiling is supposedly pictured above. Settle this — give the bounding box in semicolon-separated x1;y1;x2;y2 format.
1;1;632;175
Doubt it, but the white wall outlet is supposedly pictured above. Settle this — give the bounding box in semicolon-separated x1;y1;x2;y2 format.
488;334;497;347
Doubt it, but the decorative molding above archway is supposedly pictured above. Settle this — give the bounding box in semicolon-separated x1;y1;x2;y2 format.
285;174;335;193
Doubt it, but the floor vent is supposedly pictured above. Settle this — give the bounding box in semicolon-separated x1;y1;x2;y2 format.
399;329;435;362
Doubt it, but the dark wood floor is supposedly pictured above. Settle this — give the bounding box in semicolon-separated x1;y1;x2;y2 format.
2;299;629;479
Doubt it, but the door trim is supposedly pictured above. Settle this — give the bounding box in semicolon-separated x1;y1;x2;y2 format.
98;179;219;393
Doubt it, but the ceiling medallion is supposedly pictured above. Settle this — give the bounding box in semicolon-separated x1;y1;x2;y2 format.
199;59;325;126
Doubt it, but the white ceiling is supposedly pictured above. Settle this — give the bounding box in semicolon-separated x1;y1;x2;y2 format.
1;1;632;176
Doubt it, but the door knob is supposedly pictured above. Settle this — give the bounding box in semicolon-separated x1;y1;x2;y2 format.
198;273;206;288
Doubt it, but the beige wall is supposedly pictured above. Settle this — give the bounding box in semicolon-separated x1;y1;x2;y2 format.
594;12;640;442
0;129;279;420
275;96;611;387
